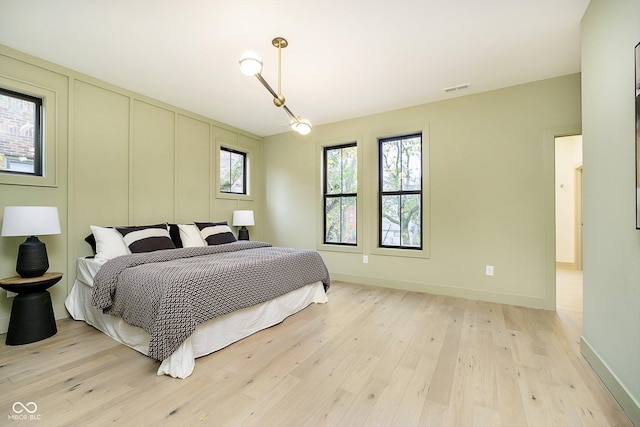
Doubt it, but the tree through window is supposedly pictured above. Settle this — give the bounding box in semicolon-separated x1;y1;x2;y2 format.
324;143;357;245
220;147;246;194
379;133;422;249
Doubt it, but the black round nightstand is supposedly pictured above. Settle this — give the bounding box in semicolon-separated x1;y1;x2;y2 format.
0;272;62;345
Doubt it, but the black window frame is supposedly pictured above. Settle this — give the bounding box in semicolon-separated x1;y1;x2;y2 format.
378;133;423;250
323;142;357;246
0;87;43;177
219;146;247;195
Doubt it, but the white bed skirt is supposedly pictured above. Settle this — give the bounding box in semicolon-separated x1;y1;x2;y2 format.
65;258;327;378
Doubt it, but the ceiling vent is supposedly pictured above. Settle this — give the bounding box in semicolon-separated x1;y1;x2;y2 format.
444;83;470;93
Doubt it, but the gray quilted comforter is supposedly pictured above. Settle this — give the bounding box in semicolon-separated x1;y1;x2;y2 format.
91;241;330;361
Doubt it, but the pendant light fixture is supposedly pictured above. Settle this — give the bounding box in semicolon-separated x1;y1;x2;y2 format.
239;37;312;135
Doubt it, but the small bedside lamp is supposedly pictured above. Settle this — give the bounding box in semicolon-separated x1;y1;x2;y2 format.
233;210;254;241
1;206;61;278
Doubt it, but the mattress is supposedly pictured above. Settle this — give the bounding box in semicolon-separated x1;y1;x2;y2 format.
65;257;327;378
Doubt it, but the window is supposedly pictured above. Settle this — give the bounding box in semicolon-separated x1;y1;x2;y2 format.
379;133;422;249
324;143;357;245
0;88;43;176
219;147;246;194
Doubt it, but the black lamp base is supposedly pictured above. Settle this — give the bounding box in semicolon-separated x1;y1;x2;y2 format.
238;226;250;241
16;236;49;278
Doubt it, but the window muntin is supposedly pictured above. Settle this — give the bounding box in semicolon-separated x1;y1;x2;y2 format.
219;147;247;194
0;88;43;176
324;143;357;245
379;133;422;249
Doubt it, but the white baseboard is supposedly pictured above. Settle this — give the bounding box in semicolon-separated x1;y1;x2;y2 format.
330;273;553;310
556;261;577;269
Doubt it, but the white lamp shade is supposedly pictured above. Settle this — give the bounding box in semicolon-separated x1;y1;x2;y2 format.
1;206;61;237
232;210;255;227
239;51;263;76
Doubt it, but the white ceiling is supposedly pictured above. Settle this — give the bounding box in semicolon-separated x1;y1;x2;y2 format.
0;0;590;137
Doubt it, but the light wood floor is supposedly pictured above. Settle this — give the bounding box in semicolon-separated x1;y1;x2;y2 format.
556;268;583;312
0;281;632;426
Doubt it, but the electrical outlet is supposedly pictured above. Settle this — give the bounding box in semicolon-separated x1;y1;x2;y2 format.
363;255;369;264
485;265;494;276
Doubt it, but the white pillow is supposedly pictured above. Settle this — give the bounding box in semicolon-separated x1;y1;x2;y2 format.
178;224;206;247
90;225;131;262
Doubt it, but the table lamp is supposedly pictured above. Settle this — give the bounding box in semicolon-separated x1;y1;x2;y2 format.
232;210;254;240
1;206;61;277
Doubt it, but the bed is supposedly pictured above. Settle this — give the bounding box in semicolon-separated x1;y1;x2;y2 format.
65;223;330;379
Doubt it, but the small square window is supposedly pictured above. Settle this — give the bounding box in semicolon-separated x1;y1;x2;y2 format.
0;88;43;176
220;147;247;194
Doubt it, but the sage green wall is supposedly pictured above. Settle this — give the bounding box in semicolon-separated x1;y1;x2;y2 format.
581;0;640;423
263;74;581;310
0;45;263;333
0;48;69;332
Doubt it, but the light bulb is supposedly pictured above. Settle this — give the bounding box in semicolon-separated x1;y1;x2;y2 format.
291;118;312;135
238;51;263;75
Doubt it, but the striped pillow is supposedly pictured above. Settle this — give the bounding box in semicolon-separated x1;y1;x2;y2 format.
195;221;237;245
116;223;176;253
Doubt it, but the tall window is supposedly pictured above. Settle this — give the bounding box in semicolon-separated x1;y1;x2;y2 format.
219;147;247;195
379;133;422;249
324;143;357;245
0;88;43;176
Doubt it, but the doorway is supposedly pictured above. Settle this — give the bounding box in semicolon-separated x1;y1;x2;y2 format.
555;135;583;312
